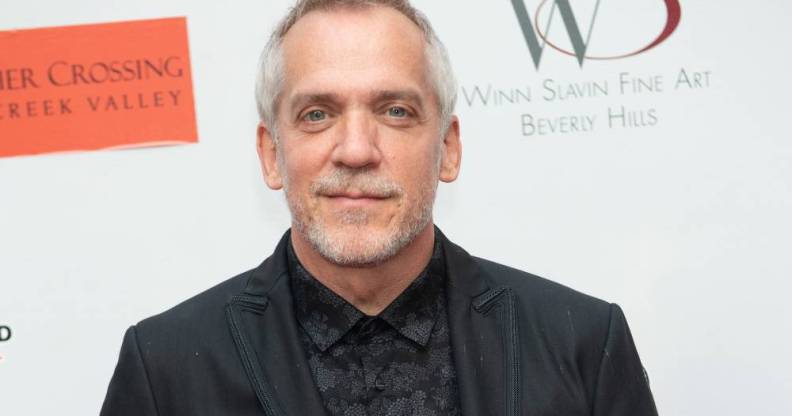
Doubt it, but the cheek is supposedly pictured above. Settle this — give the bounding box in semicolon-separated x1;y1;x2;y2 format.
390;144;441;192
281;140;326;186
410;139;442;171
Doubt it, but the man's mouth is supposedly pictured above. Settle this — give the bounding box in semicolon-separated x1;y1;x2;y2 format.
325;190;389;199
322;190;392;206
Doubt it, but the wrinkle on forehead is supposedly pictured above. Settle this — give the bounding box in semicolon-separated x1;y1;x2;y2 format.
279;6;433;112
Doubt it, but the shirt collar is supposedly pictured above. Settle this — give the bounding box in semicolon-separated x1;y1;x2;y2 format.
288;237;445;352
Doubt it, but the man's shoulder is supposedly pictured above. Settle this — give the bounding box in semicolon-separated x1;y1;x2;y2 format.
133;267;256;340
440;228;611;318
131;231;291;343
471;255;613;320
108;268;263;405
470;255;616;358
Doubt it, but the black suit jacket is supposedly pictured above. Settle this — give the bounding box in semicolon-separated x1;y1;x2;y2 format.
101;229;657;415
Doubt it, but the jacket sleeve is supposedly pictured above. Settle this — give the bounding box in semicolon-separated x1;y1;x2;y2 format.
100;326;160;416
592;304;658;416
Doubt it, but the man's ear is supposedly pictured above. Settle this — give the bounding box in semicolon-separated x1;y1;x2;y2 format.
439;115;461;183
256;122;284;190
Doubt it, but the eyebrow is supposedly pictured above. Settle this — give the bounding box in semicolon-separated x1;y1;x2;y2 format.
287;89;426;115
370;89;425;111
288;93;342;115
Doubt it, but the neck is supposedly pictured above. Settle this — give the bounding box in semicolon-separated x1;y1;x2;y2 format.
290;224;436;316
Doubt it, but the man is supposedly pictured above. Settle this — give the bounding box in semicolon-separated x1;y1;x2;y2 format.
101;1;658;415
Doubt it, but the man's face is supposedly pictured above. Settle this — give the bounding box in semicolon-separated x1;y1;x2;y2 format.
259;6;459;266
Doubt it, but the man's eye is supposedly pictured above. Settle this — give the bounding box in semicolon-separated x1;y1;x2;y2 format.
387;106;409;118
304;110;327;122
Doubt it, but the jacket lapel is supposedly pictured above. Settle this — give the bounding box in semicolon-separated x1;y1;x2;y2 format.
441;230;521;416
225;231;327;416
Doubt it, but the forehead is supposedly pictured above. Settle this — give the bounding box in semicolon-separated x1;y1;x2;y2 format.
280;6;431;102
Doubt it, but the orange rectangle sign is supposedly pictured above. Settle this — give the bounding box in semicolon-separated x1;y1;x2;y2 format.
0;17;197;158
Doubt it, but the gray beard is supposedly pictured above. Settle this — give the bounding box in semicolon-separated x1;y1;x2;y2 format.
298;195;434;267
283;166;438;267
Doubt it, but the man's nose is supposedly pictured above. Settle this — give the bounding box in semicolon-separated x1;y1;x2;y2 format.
330;111;382;169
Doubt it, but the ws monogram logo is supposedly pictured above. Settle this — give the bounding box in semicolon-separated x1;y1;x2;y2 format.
510;0;682;68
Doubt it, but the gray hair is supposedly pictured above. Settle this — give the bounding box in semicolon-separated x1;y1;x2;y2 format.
255;0;458;140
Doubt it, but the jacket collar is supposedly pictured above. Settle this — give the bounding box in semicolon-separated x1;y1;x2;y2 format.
241;230;292;298
227;227;520;416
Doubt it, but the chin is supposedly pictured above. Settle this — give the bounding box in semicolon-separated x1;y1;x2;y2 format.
309;223;404;267
290;189;436;267
298;214;429;268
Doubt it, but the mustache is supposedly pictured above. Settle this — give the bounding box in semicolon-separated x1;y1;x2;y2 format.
310;168;402;198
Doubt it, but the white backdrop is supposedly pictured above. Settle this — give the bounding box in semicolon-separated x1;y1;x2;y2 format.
1;1;790;415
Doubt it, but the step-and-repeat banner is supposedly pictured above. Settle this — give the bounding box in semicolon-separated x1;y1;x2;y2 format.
1;1;790;415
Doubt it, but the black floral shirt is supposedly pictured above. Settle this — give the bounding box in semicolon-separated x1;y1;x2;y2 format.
287;239;461;416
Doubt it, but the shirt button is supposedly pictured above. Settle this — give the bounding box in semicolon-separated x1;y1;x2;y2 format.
374;378;387;391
